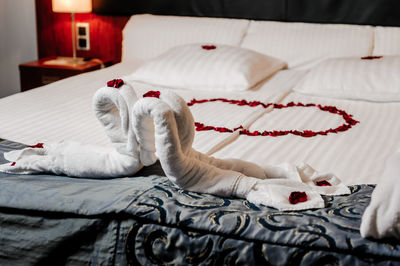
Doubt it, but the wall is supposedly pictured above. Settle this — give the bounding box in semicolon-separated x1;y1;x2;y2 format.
0;0;38;98
35;0;129;63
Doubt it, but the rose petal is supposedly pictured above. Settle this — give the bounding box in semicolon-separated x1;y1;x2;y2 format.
361;56;383;60
289;191;308;204
201;45;216;50
106;79;124;88
143;91;161;98
316;180;332;186
28;143;44;149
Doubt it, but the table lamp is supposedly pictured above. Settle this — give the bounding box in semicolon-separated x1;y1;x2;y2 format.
52;0;92;64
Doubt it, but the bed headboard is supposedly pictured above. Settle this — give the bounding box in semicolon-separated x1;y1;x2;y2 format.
92;0;400;27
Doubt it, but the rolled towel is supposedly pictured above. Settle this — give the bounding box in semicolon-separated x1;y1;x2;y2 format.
133;92;325;210
260;162;350;196
140;90;267;179
360;151;400;239
0;79;142;178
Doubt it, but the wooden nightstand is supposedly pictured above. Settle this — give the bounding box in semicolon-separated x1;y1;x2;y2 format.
19;57;113;91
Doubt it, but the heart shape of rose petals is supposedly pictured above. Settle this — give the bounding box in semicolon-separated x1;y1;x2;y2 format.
188;98;359;138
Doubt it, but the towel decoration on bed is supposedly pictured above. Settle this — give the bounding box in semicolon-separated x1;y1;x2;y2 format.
132;88;350;211
360;150;400;240
0;81;143;177
0;81;350;210
189;98;359;137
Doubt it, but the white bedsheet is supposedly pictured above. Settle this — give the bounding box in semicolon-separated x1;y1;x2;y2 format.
0;60;305;155
126;69;305;153
212;92;400;185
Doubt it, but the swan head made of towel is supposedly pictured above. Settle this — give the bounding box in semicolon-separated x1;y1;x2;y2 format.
92;81;140;156
132;89;195;166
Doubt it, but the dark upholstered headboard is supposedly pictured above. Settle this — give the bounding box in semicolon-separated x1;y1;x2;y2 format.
92;0;400;27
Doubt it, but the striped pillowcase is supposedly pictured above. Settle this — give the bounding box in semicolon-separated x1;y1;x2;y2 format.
128;43;287;92
293;56;400;102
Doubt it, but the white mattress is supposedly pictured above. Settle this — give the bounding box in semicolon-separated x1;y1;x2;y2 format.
0;60;305;155
212;92;400;185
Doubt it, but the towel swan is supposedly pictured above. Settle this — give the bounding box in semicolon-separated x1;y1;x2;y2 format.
0;81;142;177
132;90;350;210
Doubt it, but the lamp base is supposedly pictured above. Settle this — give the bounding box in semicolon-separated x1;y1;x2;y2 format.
43;56;86;67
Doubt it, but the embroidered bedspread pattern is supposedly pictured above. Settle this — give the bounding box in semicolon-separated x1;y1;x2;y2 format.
125;178;400;264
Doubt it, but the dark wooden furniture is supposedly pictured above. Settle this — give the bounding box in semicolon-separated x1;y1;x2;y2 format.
19;57;113;91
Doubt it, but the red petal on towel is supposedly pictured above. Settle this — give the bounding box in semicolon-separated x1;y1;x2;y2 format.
201;45;216;50
28;143;44;148
114;79;124;88
107;79;116;87
106;79;124;88
143;91;161;98
361;56;383;60
289;191;308;204
316;180;332;186
11;162;16;166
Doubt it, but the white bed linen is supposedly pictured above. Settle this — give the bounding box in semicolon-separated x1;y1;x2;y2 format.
212;92;400;185
373;26;400;55
0;60;305;156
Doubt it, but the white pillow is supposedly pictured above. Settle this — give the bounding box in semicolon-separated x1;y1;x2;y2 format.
293;56;400;102
373;26;400;56
241;21;374;69
128;43;287;91
122;14;249;61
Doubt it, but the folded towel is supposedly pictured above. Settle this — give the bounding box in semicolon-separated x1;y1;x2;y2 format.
263;162;350;196
360;151;400;239
133;91;327;210
0;80;142;178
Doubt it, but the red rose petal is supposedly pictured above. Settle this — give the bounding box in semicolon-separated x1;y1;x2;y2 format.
28;143;44;149
106;79;115;87
201;45;216;50
361;56;383;60
143;91;161;98
106;79;124;89
289;191;308;204
316;180;332;186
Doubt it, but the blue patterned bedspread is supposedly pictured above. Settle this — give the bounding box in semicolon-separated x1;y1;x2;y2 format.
0;139;399;265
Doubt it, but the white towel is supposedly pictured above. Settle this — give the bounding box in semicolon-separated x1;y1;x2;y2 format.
0;80;142;178
360;151;400;239
262;162;350;196
132;90;343;211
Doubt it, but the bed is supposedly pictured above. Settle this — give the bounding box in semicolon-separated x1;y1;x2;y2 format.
1;1;400;265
